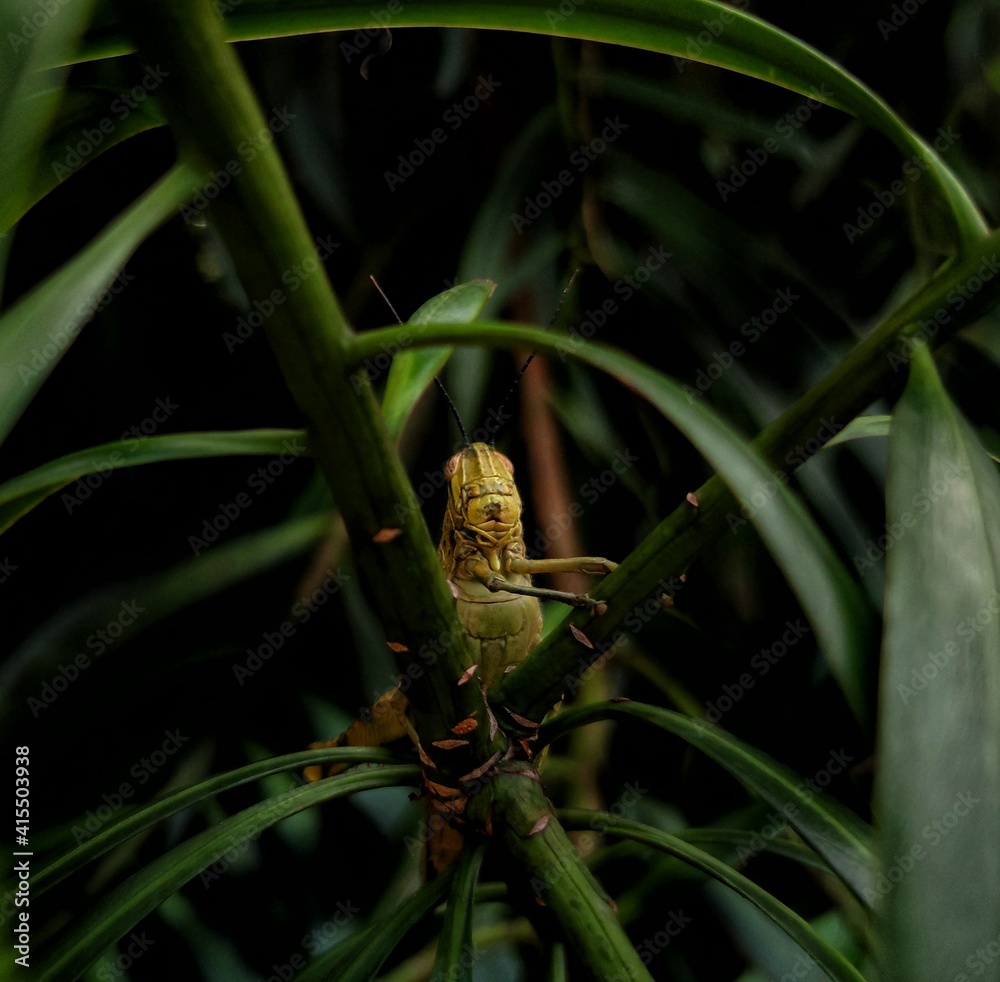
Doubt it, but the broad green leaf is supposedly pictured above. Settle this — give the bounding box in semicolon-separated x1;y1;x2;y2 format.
381;279;496;439
0;0;98;234
35;765;421;981
0;161;200;446
73;0;986;250
431;844;484;982
0;428;308;534
542;701;875;905
557;811;866;982
30;747;407;895
353;321;875;723
875;344;1000;981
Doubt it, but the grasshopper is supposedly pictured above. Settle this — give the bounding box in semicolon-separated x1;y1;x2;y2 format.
306;440;616;773
305;438;616;871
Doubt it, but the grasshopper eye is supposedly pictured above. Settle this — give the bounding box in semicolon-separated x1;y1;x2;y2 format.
444;452;463;479
493;452;513;474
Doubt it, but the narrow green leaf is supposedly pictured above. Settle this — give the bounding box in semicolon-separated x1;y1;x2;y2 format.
876;344;1000;981
0;512;330;718
381;279;496;440
35;766;421;981
824;415;891;449
0;0;98;234
31;748;407;895
353;321;875;723
0;428;307;534
315;870;456;982
431;844;484;982
558;811;867;982
73;0;986;249
0;162;200;445
541;701;876;905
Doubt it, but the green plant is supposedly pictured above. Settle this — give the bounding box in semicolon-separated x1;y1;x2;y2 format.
2;1;999;980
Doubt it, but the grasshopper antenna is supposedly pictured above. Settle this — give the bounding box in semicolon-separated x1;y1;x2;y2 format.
489;268;581;447
370;276;470;446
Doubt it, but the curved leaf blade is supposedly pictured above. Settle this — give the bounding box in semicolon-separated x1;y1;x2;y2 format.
354;321;874;722
541;700;875;905
0;428;308;534
0;162;200;446
431;844;484;982
558;811;867;982
35;765;422;982
876;344;1000;981
74;0;986;249
381;279;496;440
30;747;408;895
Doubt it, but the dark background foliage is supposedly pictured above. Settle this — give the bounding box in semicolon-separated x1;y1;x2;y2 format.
3;2;999;978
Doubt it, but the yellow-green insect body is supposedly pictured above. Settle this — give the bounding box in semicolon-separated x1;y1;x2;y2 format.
439;443;542;687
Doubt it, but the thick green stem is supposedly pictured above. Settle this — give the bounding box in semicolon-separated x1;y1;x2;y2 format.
350;229;1000;720
490;762;651;981
119;0;493;760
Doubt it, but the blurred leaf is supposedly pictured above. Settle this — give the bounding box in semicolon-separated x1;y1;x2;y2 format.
0;0;98;234
875;344;1000;981
355;320;875;721
558;810;867;982
30;747;407;896
825;415;891;449
298;868;455;982
381;279;496;439
0;162;200;446
0;512;331;714
35;765;421;981
0;428;307;534
430;844;484;982
544;701;876;905
73;0;987;249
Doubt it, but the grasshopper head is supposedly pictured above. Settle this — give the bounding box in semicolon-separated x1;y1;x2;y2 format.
444;443;523;565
